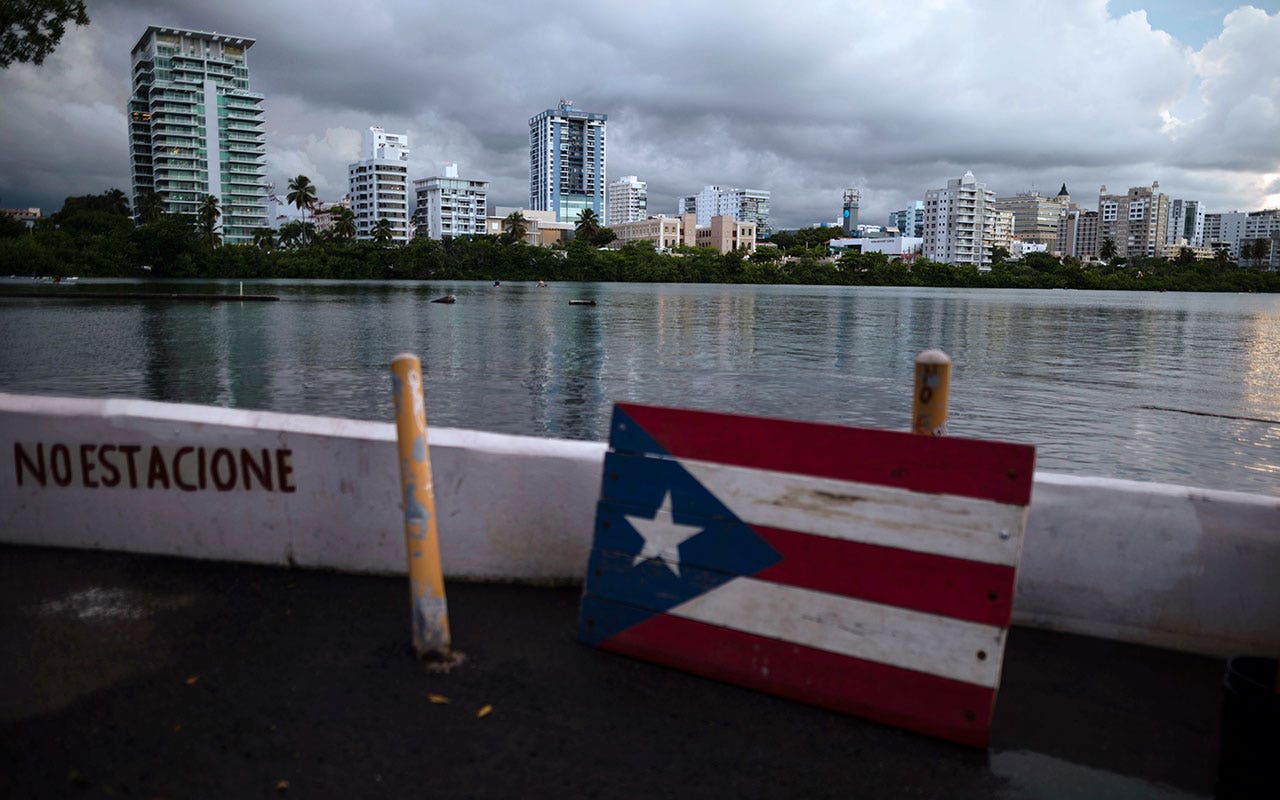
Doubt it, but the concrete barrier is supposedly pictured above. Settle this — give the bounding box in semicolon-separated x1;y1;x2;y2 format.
2;392;1277;657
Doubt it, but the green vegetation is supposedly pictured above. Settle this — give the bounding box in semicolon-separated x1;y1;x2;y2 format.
3;194;1278;292
0;0;88;68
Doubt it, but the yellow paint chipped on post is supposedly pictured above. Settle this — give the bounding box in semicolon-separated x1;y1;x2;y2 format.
391;353;451;659
912;349;951;436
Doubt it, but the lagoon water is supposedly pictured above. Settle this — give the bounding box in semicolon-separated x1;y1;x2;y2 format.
2;279;1278;496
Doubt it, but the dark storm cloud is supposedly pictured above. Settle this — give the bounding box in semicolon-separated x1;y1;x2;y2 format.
1;0;1278;225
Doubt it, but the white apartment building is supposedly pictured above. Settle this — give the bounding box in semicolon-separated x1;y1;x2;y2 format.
922;171;998;268
128;26;266;243
529;99;607;223
1215;209;1280;267
348;126;410;243
1167;199;1206;248
606;175;647;226
888;202;925;238
413;163;488;241
678;185;771;235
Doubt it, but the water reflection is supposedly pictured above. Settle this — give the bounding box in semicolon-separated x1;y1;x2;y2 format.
2;280;1278;496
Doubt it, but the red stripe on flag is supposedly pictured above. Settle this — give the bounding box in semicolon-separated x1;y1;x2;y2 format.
602;609;995;748
752;526;1016;627
616;403;1034;506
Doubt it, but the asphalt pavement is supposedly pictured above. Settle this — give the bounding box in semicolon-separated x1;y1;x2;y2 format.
1;544;1225;799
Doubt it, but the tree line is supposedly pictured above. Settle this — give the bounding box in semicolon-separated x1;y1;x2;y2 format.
2;189;1277;293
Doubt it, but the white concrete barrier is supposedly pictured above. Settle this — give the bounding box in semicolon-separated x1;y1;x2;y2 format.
2;392;1277;657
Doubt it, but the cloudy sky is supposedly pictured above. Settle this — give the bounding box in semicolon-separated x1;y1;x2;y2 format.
1;0;1278;229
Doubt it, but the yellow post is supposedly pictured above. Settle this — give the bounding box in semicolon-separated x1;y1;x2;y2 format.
912;349;951;436
391;353;451;660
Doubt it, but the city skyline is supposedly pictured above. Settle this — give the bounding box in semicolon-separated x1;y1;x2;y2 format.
1;1;1279;229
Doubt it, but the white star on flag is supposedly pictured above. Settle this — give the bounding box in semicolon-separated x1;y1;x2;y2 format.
625;490;705;577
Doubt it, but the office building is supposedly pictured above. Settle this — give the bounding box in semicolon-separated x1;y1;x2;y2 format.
993;186;1071;248
678;185;771;235
611;213;756;254
606;176;647;226
529;99;607;223
349;126;410;243
413;163;488;241
1097;182;1170;258
128;26;266;244
922;171;999;268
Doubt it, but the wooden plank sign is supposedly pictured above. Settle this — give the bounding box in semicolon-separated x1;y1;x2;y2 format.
578;403;1036;747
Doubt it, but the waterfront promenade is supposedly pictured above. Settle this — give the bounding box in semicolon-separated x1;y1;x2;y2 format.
2;544;1222;799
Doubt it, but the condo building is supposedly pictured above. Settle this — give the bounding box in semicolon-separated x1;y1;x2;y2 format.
889;201;925;238
922;171;999;268
1097;183;1170;258
1214;209;1280;266
413;163;488;241
678;185;771;235
348;126;410;243
606;176;647;226
128;26;266;244
1057;208;1100;259
1167;199;1206;248
529;99;607;223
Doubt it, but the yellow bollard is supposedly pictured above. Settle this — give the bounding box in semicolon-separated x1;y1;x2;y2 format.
912;349;951;436
391;353;451;660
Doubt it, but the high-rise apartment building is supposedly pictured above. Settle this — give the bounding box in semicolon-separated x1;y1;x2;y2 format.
678;185;771;235
889;201;925;238
412;163;488;241
1167;199;1206;247
1215;209;1280;266
1097;182;1170;258
529;99;607;223
993;186;1071;248
349;126;410;243
1058;208;1100;259
922;171;998;268
128;26;266;244
606;175;647;226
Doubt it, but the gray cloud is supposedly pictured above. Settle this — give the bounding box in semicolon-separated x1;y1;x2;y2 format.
1;0;1278;228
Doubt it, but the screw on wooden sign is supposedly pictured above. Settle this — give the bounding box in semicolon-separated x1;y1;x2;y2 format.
912;349;951;436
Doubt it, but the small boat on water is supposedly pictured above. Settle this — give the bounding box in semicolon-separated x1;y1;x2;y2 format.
431;295;456;304
568;299;597;306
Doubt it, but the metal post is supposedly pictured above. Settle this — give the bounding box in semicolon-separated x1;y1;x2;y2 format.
390;353;451;659
912;349;951;436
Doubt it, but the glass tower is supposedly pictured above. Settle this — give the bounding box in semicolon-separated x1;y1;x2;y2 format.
529;99;607;223
128;26;266;244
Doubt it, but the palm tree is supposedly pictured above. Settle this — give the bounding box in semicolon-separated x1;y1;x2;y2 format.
372;217;394;243
331;206;357;240
1099;237;1118;263
503;211;528;244
278;220;303;248
136;191;164;225
575;208;600;239
252;227;276;251
198;194;221;247
286;175;317;245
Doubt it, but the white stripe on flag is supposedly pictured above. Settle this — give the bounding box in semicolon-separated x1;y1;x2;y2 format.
669;577;1007;687
681;458;1026;566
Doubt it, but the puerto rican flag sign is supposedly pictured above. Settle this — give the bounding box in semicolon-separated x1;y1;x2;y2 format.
578;403;1035;748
